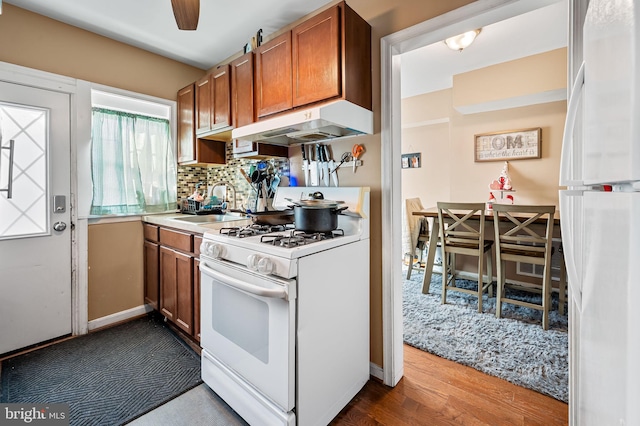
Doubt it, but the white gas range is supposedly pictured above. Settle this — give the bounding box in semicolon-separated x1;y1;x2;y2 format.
199;187;370;426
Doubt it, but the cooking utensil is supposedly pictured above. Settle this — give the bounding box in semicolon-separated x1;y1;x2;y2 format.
301;145;310;186
240;168;252;184
321;145;330;186
325;146;338;187
310;145;319;186
247;209;294;226
293;204;348;233
352;144;364;173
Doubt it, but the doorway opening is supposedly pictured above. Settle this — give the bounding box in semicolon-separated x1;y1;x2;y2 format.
381;0;569;388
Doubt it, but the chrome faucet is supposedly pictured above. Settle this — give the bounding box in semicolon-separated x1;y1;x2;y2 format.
210;181;237;209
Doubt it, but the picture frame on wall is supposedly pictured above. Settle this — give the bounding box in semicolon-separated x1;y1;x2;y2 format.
474;127;541;162
401;153;421;169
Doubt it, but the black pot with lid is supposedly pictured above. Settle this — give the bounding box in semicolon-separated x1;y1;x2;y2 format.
288;192;348;233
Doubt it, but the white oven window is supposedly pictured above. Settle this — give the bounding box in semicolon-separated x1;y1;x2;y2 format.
212;283;269;363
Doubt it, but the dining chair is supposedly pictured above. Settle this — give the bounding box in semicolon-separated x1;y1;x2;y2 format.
492;204;555;330
405;198;432;279
437;202;494;313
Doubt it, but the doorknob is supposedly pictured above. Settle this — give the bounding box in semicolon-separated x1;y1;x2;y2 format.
53;222;67;232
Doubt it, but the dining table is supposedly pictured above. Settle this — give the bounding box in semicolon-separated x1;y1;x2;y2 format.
411;206;564;312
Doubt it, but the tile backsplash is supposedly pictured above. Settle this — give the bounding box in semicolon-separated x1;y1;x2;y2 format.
177;143;289;211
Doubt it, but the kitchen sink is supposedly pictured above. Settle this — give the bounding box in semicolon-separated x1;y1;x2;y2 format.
171;213;246;223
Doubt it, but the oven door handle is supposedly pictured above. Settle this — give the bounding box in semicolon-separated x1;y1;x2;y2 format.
200;262;288;300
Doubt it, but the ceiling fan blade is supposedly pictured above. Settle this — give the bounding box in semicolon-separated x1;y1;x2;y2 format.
171;0;200;30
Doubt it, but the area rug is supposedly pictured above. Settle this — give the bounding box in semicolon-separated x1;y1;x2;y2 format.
403;268;568;402
0;313;202;425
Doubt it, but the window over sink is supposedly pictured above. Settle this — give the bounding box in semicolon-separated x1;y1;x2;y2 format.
90;90;177;215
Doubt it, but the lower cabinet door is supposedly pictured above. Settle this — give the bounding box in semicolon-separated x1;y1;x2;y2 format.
144;241;160;310
160;246;194;334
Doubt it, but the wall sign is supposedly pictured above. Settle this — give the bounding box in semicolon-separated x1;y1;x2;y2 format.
474;127;541;162
401;152;421;169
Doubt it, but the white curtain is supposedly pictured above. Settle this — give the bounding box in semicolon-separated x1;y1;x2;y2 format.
90;108;177;215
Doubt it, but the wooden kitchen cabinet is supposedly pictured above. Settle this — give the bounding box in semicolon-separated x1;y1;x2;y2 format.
291;2;371;110
160;246;194;335
177;84;196;164
292;5;341;107
255;32;293;119
195;74;213;134
144;223;203;341
143;224;160;309
254;2;371;120
212;65;232;130
177;82;226;166
231;52;255;128
196;65;232;135
144;240;160;310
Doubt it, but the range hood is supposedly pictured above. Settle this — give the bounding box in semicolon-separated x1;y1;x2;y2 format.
231;100;373;145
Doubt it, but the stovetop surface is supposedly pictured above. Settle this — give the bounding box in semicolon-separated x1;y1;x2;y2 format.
204;225;360;259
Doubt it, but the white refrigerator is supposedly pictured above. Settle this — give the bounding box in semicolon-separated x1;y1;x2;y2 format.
561;0;640;424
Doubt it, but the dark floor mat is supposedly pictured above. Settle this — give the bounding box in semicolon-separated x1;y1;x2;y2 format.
1;313;202;426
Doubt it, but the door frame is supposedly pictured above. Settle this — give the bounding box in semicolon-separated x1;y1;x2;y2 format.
379;0;577;387
0;61;91;337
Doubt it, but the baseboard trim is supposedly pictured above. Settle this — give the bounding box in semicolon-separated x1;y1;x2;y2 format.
88;305;153;331
369;362;384;381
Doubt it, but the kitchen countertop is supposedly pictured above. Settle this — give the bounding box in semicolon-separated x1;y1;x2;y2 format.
142;212;252;234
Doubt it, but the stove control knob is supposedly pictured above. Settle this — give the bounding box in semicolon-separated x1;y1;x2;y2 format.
257;257;274;275
247;255;274;274
247;254;260;271
201;242;222;258
210;244;223;259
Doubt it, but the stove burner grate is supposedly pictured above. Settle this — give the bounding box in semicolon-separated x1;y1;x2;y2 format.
220;223;294;237
260;229;344;247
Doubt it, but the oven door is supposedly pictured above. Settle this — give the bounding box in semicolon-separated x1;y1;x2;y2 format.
200;258;296;411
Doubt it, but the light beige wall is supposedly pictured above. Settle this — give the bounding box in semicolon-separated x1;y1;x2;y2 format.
0;4;205;99
87;222;144;321
402;49;567;211
453;48;567;107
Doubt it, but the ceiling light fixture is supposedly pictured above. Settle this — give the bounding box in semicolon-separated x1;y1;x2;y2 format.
444;29;482;52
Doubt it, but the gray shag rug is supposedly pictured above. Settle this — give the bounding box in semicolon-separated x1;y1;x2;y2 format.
403;268;568;403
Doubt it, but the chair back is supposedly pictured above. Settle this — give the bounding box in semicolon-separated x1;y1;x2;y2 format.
492;204;555;260
436;202;486;254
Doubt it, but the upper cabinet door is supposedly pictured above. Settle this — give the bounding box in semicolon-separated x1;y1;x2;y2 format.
292;5;341;108
177;83;196;164
212;64;232;130
195;74;213;134
255;32;293;119
231;52;255;128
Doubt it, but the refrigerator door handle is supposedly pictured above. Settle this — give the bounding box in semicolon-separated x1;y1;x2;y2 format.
560;61;585;187
559;190;583;313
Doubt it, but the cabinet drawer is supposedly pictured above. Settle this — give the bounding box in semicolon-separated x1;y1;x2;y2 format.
143;224;159;242
160;228;193;252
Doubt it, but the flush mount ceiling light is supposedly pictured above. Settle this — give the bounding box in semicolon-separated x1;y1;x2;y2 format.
444;29;482;52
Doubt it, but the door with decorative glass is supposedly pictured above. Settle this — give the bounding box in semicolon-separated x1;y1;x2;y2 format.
0;81;72;355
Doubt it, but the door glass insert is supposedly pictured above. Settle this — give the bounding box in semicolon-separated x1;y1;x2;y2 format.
0;102;49;239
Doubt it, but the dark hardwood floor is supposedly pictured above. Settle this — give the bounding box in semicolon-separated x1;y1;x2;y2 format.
332;344;568;426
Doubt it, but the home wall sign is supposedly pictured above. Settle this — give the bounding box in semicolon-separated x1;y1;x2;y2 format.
474;127;541;162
